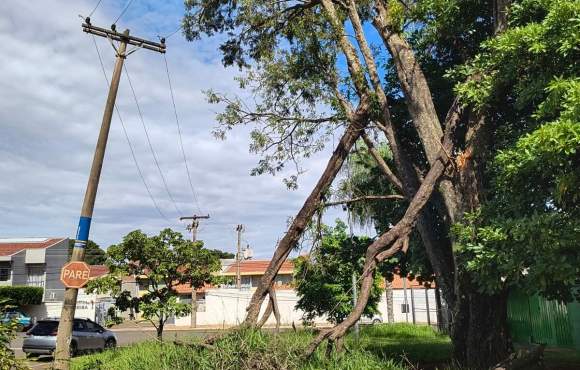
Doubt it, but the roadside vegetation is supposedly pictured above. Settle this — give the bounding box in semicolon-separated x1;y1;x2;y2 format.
71;324;447;370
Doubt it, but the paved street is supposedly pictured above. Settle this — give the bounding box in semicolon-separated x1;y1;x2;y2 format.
10;327;216;360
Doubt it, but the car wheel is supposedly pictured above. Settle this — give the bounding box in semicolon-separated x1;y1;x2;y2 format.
372;319;381;325
104;338;116;350
69;341;77;357
25;353;39;359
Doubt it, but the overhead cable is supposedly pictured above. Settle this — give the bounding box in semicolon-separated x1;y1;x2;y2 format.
90;34;173;224
113;0;135;25
87;0;103;18
162;54;203;214
123;63;183;216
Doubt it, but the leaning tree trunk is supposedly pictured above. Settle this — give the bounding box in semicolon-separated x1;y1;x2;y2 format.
243;100;371;326
305;104;460;356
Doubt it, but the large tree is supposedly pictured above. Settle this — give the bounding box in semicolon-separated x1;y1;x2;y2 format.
183;0;579;367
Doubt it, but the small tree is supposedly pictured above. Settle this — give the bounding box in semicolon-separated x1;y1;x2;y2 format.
0;298;25;369
294;221;383;324
86;228;220;339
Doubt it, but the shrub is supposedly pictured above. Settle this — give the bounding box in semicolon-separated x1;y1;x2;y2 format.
0;286;43;305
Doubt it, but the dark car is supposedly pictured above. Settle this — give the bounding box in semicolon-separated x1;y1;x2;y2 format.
23;318;117;358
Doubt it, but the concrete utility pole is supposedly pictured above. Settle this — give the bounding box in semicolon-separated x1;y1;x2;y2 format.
54;20;165;370
352;272;360;338
180;215;210;243
236;224;243;289
179;214;210;328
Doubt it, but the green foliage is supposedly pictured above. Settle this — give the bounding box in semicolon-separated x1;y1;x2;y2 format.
68;239;107;265
85;228;221;338
0;286;43;306
450;0;580;303
0;298;25;370
72;327;422;370
294;221;383;324
207;248;235;259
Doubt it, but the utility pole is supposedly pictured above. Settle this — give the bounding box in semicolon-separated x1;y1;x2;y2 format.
352;272;360;338
236;224;243;289
179;214;210;328
54;20;165;370
180;215;210;242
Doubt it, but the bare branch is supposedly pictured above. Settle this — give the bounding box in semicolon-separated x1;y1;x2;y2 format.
323;195;405;207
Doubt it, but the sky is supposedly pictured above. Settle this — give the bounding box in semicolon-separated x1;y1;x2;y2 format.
0;0;365;258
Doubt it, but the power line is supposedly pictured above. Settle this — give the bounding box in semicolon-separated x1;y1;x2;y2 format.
123;63;183;216
113;0;135;25
90;34;172;224
162;25;183;40
87;0;103;18
162;54;202;214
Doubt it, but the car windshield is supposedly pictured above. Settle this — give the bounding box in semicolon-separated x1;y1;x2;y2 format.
29;321;58;335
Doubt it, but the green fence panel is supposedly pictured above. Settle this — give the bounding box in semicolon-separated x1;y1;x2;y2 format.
568;301;580;351
507;290;575;348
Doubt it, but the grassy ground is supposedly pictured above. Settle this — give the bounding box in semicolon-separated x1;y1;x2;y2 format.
355;323;452;365
71;324;446;370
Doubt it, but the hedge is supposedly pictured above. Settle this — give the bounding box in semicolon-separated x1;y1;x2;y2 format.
0;286;43;306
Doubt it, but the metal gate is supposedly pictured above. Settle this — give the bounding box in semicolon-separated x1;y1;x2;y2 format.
507;289;576;348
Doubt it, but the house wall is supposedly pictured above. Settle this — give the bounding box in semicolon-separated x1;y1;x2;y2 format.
173;287;438;327
174;288;328;327
377;288;438;324
23;288;98;322
9;250;27;285
43;238;68;302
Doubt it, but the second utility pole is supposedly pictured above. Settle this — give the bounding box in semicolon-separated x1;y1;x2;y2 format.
236;224;243;289
54;20;165;370
179;214;210;328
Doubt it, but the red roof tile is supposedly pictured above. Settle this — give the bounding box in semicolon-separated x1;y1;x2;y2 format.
0;238;65;257
386;275;434;289
223;260;294;276
89;265;109;278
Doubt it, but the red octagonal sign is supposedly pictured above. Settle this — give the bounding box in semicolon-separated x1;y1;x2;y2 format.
60;261;91;288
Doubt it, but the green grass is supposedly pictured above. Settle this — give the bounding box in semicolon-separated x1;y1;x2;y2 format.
71;324;450;370
356;323;452;364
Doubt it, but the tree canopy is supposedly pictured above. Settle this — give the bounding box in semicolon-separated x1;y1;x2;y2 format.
86;228;220;339
182;0;580;366
68;239;106;265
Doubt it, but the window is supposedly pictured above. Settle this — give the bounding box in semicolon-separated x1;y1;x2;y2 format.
27;264;45;287
401;303;410;313
0;263;11;282
85;320;102;332
73;320;87;332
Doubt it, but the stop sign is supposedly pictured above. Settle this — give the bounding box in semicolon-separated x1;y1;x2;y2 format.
60;261;91;288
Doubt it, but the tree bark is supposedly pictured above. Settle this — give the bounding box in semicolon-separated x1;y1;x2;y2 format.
372;2;461;223
243;100;370;326
452;279;512;368
305;107;459;356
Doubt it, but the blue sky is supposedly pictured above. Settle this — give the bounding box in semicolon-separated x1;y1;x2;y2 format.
0;0;370;257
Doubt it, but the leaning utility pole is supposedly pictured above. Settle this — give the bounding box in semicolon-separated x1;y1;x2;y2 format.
54;20;165;370
236;224;243;289
179;214;210;328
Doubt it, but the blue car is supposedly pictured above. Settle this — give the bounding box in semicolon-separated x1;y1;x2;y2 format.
1;310;32;330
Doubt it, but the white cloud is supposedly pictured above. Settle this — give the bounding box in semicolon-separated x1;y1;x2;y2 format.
0;0;349;258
